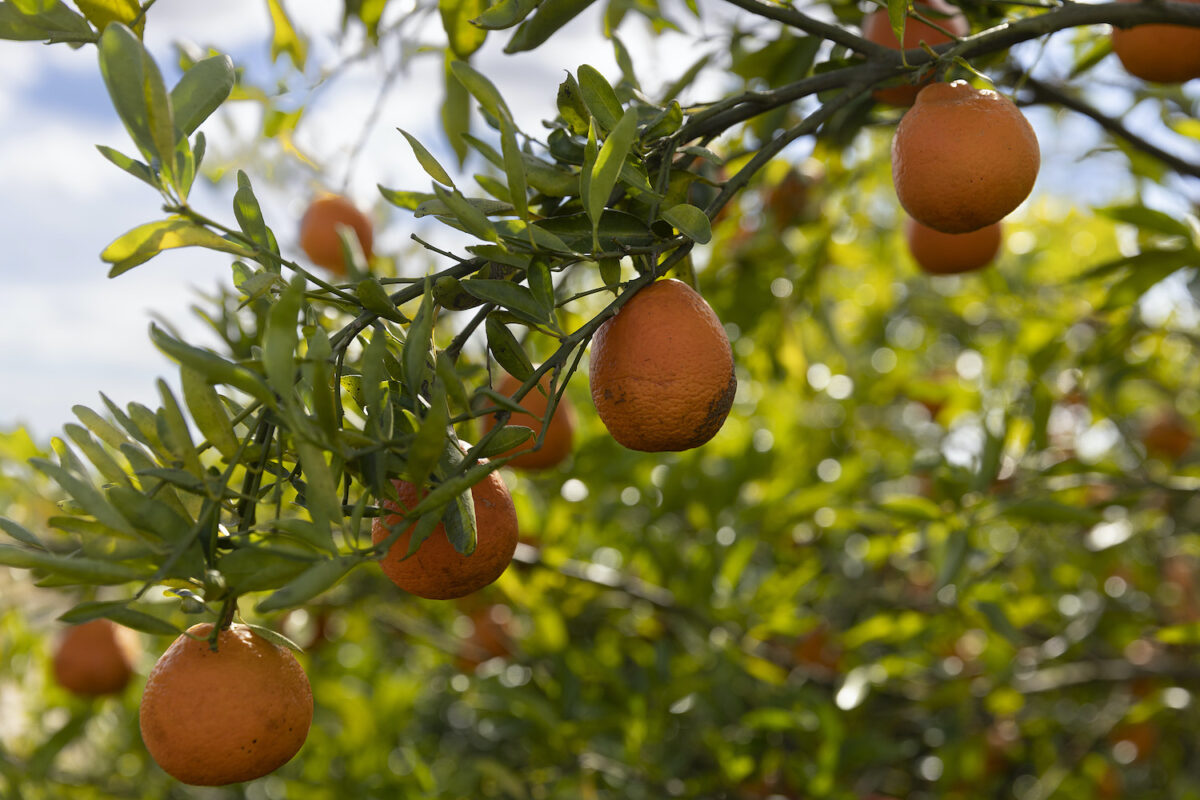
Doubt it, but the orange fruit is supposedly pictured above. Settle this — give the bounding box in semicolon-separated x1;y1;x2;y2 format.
1142;410;1192;461
139;623;312;786
52;619;139;697
480;372;575;470
905;217;1002;274
371;469;519;599
454;602;515;671
298;193;374;275
589;279;736;452
1112;0;1200;83
892;80;1039;233
863;0;969;106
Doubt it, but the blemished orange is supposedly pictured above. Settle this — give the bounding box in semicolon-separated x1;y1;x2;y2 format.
863;0;969;106
480;373;575;470
1112;0;1200;83
589;278;736;452
298;193;374;275
892;80;1039;233
52;619;139;697
905;217;1002;274
139;623;313;786
371;470;519;599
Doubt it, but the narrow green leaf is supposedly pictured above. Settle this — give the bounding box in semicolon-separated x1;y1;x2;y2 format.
407;381;450;490
442;52;471;165
150;324;275;405
101;217;253;277
974;600;1024;644
1097;205;1194;239
472;0;540;29
588;107;639;248
98;23;158;160
439;0;487;58
266;0;307;68
74;0;141;33
449;59;510;119
485;316;534;381
0;543;143;585
296;441;341;549
506;0;597;53
0;518;46;550
95;145;158;188
556;72;590;135
180;367;240;459
399;128;456;188
63;423;129;487
405;282;435;399
72;404;130;451
256;556;362;613
475;425;533;458
462;279;549;325
170;54;234;137
443;485;478;555
661;203;711;244
59;600;180;636
156;380;202;476
527;259;555;313
233;170;273;252
32;458;139;538
887;0;908;55
577;64;622;131
108;485;193;543
356;277;408;323
263;275;305;395
433;182;501;243
498;112;529;222
219;547;313;594
581;119;598;223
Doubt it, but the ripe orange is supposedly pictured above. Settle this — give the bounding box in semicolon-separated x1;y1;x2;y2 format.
371;470;519;599
52;619;139;697
1142;410;1192;461
863;0;969;106
892;80;1039;233
480;372;576;470
589;279;736;452
298;193;374;275
905;217;1002;274
454;602;515;671
1112;0;1200;83
139;623;312;786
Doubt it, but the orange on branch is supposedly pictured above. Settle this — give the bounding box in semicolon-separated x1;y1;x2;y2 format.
371;470;519;600
52;618;139;697
480;372;576;470
892;81;1039;233
138;623;312;786
589;279;736;452
863;0;969;106
1112;0;1200;83
298;193;374;275
905;217;1002;274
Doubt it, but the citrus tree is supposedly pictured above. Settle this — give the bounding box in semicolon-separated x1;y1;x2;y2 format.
2;0;1200;797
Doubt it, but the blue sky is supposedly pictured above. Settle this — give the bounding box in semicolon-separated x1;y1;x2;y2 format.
0;0;1195;437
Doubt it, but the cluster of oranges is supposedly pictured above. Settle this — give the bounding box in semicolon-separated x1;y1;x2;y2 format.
48;4;1200;788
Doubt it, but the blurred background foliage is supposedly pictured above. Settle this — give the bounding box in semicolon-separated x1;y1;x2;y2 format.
4;0;1200;798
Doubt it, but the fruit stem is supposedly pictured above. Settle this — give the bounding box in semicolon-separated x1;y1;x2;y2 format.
217;596;238;633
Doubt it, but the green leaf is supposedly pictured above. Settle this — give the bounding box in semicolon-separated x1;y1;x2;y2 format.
577;64;622;131
644;101;683;140
170;54;233;137
1096;205;1194;239
180;367;240;459
505;0;597;53
443;485;478;555
296;441;341;550
63;423;128;487
0;543;143;585
266;0;307;68
527;259;555;314
256;556;362;613
433;182;501;242
101;217;253;277
95;145;158;188
1156;621;1200;645
1001;499;1103;525
0;518;46;550
498;112;529;222
405;282;436;399
407;381;451;490
472;0;540;29
556;73;590;136
414;196;514;219
442;52;471;165
974;601;1024;645
219;547;313;594
661;203;711;244
156;380;203;476
462;279;550;325
233;171;273;254
439;0;487;58
475;425;533;458
98;23;168;162
1100;250;1197;312
399;128;456;188
356;277;408;323
0;1;92;41
263;275;305;396
150;324;275;405
876;494;942;521
887;0;908;55
587;107;639;249
485;316;534;381
539;210;654;253
59;601;180;636
449;59;510;119
378;186;434;210
32;458;139;538
107;485;193;543
74;0;141;33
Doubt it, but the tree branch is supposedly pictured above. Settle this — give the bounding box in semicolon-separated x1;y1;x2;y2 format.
719;0;893;57
1020;74;1200;180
